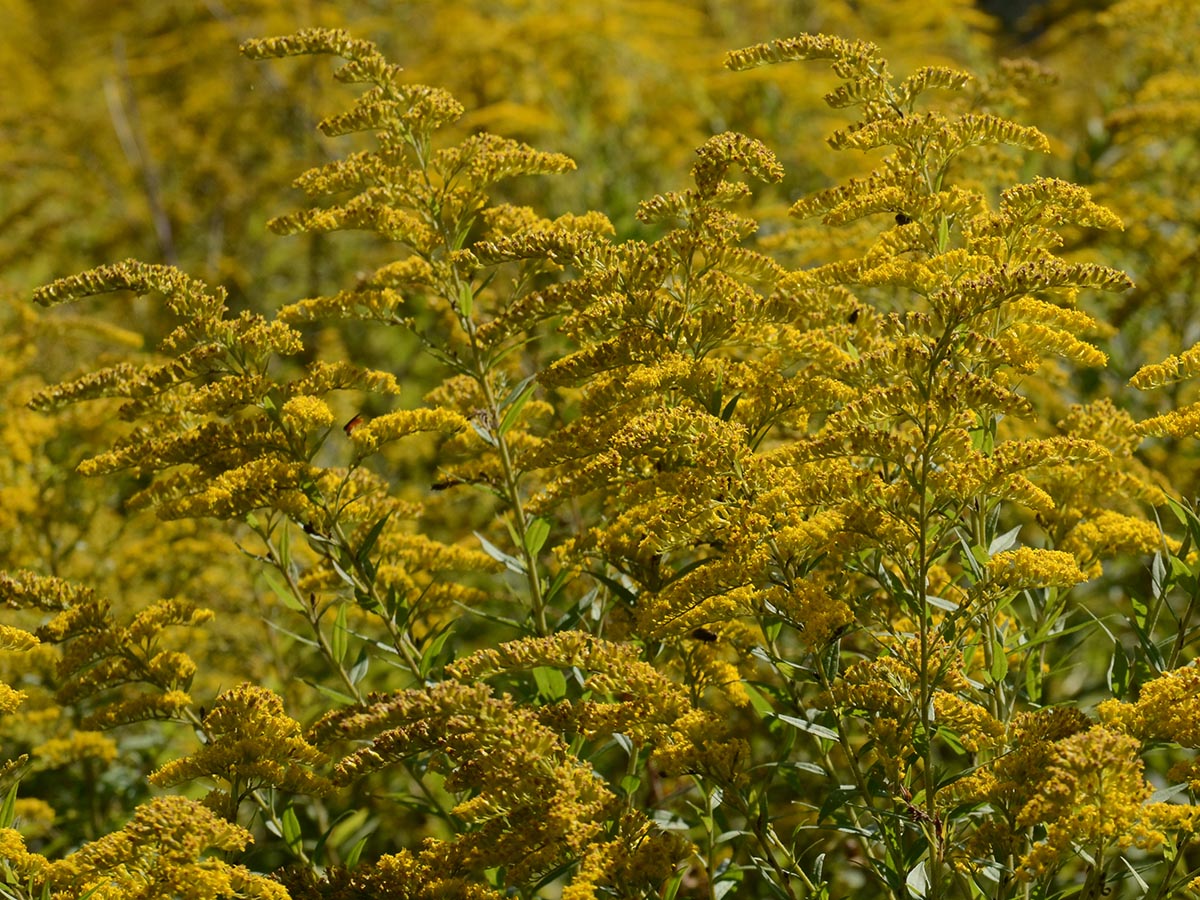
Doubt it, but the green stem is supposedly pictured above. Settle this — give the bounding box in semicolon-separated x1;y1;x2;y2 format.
451;273;549;634
475;369;549;634
916;436;944;900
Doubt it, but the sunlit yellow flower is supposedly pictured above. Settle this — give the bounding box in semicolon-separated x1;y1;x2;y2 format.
986;546;1087;591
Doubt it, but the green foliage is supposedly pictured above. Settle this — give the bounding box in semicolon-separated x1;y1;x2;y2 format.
6;3;1200;900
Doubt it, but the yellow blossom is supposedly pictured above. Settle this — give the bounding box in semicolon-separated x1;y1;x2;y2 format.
32;731;118;768
150;683;333;802
37;795;287;900
279;394;334;432
986;546;1087;591
1016;726;1195;879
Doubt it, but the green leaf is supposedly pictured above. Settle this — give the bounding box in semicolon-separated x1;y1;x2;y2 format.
1108;643;1130;699
988;525;1021;556
649;808;691;831
331;603;349;664
356;513;391;566
1132;619;1166;672
937;726;967;755
775;714;839;742
1167;497;1190;526
720;393;741;421
955;530;985;579
821;637;842;681
264;618;320;648
457;283;474;319
544;568;573;610
661;870;686;900
926;594;959;613
475;531;525;574
312;809;361;866
988;639;1008;683
308;681;356;706
499;376;537;437
715;829;751;843
419;625;455;678
345;836;368;867
1024;656;1042;705
533;665;567;701
349;648;370;686
281;805;302;854
1118;856;1149;893
471;420;497;447
524;517;551;556
1131;593;1150;631
0;783;17;829
329;555;358;588
714;877;741;900
278;520;292;570
741;681;777;718
262;569;305;612
906;861;929;899
590;570;638;606
817;785;859;824
1152;551;1168;597
785;761;828;777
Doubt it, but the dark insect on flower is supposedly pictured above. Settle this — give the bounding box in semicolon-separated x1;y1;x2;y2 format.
690;627;718;642
895;212;913;225
343;413;365;435
847;308;860;324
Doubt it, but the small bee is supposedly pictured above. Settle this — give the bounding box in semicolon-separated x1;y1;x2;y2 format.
894;212;913;225
343;413;365;436
690;626;718;643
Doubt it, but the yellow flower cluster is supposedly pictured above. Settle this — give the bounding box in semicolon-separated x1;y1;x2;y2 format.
279;394;335;434
31;730;117;768
447;633;745;778
150;683;333;804
0;623;38;652
308;674;688;891
985;547;1087;591
35;795;287;899
0;570;93;611
0;827;47;882
348;407;469;457
770;581;855;648
35;590;210;730
0;681;26;716
561;813;691;900
1016;726;1197;878
931;692;1004;752
332;847;504;900
1062;510;1165;576
1131;342;1200;390
1099;664;1200;788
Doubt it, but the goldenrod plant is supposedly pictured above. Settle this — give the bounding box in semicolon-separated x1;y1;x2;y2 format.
5;7;1200;900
